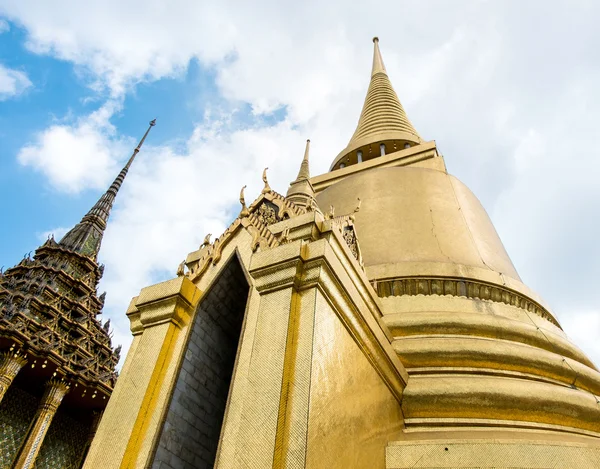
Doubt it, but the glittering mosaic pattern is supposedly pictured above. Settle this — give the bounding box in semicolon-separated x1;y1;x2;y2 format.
33;408;90;469
0;385;39;468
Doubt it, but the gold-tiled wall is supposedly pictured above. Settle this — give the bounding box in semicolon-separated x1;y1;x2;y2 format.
306;291;403;468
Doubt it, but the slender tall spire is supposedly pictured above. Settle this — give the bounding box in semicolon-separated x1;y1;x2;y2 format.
330;38;421;170
287;139;316;209
371;36;386;76
59;119;156;258
295;138;311;180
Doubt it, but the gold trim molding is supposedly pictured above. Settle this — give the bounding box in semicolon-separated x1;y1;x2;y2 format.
374;276;561;328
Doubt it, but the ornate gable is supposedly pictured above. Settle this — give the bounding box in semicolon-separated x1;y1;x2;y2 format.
185;187;308;282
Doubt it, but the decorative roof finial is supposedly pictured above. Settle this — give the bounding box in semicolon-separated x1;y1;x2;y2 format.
176;260;186;277
351;197;362;222
200;233;212;249
239;185;250;217
286;139;316;210
372;37;386;76
262;168;271;194
297;139;311;181
59;119;157;259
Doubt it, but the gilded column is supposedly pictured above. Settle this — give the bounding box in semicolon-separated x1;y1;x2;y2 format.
13;378;70;469
0;349;27;403
83;276;201;469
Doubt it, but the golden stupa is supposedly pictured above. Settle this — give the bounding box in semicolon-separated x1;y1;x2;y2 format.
83;39;600;468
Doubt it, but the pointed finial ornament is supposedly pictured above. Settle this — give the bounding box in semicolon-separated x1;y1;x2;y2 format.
239;185;250;217
58;119;157;258
200;233;212;249
297;139;311;181
286;139;316;210
330;38;421;170
176;260;186;277
262;168;271;194
371;37;386;76
351;197;362;222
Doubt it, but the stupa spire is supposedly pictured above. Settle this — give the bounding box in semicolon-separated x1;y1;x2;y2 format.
330;38;421;170
296;138;311;180
59;119;156;258
371;36;386;76
286;139;316;209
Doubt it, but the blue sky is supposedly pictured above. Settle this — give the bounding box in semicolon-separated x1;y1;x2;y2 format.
1;1;599;370
0;20;282;269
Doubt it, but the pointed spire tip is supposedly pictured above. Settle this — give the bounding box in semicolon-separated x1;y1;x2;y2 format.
58;119;154;257
372;36;386;76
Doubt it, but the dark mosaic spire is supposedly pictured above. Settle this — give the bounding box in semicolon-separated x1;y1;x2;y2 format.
0;119;157;404
59;119;156;258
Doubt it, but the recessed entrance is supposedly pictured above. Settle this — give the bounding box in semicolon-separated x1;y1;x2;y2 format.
152;256;250;469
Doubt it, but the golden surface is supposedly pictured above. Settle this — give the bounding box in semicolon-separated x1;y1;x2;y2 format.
331;38;421;170
376;275;561;327
313;140;443;194
402;374;600;434
316;166;520;282
286;139;316;210
306;290;403;468
273;287;316;468
379;288;600;438
82;38;600;469
83;277;200;469
386;439;600;468
215;212;407;468
0;351;27;403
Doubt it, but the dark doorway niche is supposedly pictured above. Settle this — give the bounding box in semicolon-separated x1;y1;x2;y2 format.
152;256;249;469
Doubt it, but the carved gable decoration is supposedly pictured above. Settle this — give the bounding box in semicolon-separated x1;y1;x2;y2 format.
256;201;279;226
186;189;307;283
343;226;359;260
331;215;364;269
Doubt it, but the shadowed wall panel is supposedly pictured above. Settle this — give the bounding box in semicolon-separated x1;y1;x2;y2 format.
151;258;249;469
0;385;38;467
35;408;92;469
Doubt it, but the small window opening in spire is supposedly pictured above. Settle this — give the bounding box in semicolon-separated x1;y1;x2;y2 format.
404;143;411;149
340;163;346;169
380;143;386;156
357;150;363;163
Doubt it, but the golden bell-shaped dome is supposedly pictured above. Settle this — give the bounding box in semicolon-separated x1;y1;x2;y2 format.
313;38;600;448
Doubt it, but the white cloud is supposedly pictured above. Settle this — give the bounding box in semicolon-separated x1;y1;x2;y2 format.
0;18;9;33
560;311;600;370
17;101;131;193
97;114;308;354
3;0;600;370
0;63;31;100
37;227;69;242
